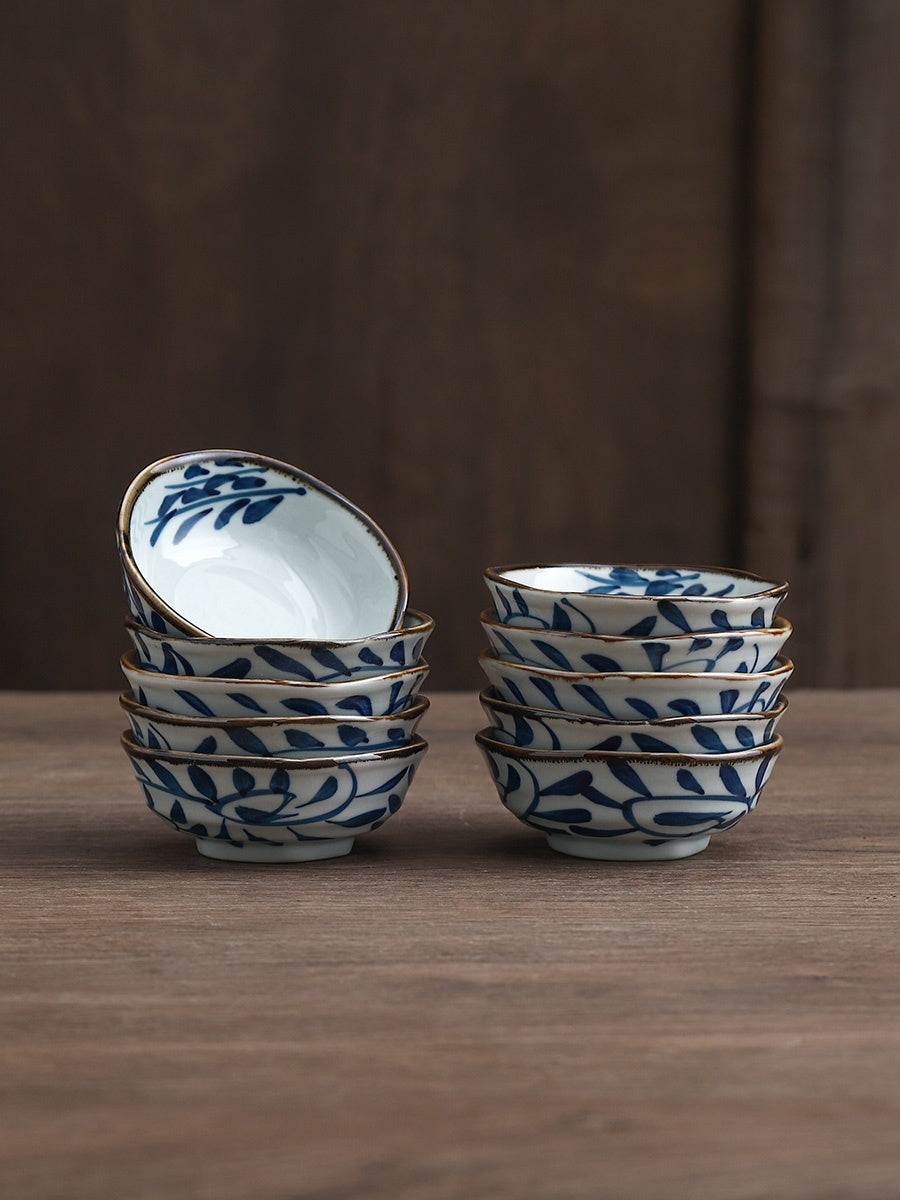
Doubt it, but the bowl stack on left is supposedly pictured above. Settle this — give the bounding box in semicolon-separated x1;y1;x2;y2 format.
117;450;432;864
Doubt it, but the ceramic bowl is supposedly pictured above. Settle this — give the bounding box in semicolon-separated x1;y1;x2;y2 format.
481;609;791;675
476;727;782;861
480;688;787;754
479;651;793;720
125;608;433;682
485;564;788;636
118;450;408;639
120;691;429;758
122;732;428;862
121;650;429;719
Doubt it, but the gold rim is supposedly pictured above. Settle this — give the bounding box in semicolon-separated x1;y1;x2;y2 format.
476;726;783;766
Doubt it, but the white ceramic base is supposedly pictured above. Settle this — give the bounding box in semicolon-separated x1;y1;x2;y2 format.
195;836;354;863
546;832;711;862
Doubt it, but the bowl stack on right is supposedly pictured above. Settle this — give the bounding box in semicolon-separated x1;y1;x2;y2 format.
476;564;792;861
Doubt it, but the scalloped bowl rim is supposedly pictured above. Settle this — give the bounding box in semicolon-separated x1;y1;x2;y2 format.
476;726;783;766
120;690;430;728
484;562;788;602
118;449;409;637
479;687;787;727
122;729;427;771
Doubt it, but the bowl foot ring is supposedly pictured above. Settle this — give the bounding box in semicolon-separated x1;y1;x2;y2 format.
546;832;710;862
195;836;355;863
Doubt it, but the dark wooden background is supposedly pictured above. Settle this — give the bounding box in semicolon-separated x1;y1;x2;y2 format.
1;1;897;691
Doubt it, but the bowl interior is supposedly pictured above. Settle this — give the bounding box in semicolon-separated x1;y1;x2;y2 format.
493;564;779;599
122;452;406;639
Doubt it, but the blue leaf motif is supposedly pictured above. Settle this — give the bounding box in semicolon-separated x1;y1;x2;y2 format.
226;728;270;756
282;698;328;715
657;600;691;632
174;689;215;717
210;658;253;679
232;767;255;796
243;495;284;524
513;715;534;745
676;768;705;795
542;771;592;796
170;799;187;824
735;725;754;748
540;808;593;824
607;760;651;796
719;763;747;797
389;642;407;666
310;775;339;804
532;640;573;671
512;588;529;615
229;693;267;713
691;726;729;753
643;642;670;671
270;767;290;793
337;695;374;716
286;730;328;750
532;677;562;709
388;793;403;813
751;607;765;627
196;735;218;754
668;698;701;716
551;603;572;630
183;464;208;479
337;725;368;748
710;610;732;630
188;765;218;800
505;764;521;794
623;616;657;637
719;689;739;713
173;507;213;545
359;648;384;666
312;648;353;676
625;697;658;720
337;807;388;828
255;647;316;680
213;497;251;529
580;654;622;672
591;736;623;751
633;734;678;753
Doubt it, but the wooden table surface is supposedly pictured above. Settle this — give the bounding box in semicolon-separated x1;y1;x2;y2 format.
1;690;898;1199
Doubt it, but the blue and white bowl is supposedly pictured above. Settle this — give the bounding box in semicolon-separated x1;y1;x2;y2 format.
479;651;793;720
480;688;787;754
125;609;433;682
122;650;428;719
121;691;429;758
118;450;408;640
476;727;782;861
481;609;791;675
485;564;789;636
122;732;428;862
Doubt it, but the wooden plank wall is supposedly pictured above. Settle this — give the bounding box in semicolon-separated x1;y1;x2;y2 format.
1;2;895;690
746;0;900;685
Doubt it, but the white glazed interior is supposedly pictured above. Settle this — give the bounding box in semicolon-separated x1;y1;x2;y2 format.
498;565;778;598
125;454;406;639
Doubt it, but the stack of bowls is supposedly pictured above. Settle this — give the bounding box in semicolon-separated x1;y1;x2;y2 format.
476;564;791;861
117;450;431;863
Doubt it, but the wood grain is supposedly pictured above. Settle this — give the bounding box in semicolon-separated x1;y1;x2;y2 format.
0;689;898;1199
746;0;900;684
0;1;745;690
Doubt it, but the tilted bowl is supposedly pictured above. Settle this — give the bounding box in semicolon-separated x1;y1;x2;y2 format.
121;691;429;758
479;651;793;721
126;608;433;682
481;609;791;675
122;732;428;862
480;688;787;754
476;727;783;861
118;450;408;639
121;650;428;719
485;564;788;636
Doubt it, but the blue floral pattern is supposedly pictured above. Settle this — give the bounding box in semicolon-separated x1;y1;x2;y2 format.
480;690;784;754
477;732;779;851
486;567;787;637
124;738;426;850
144;459;306;549
123;698;426;758
480;656;791;722
484;622;787;675
127;620;430;683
